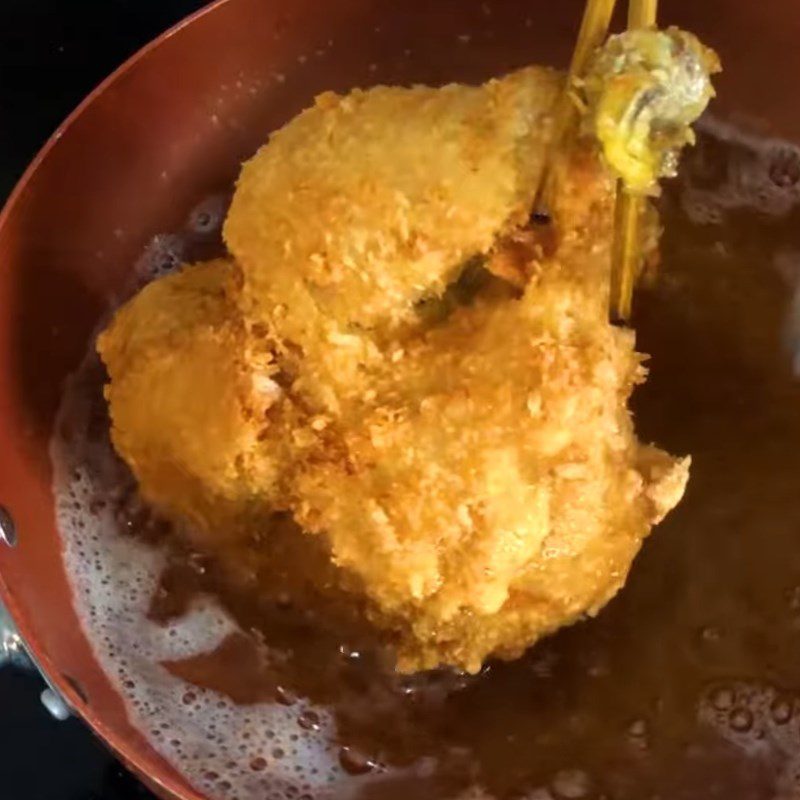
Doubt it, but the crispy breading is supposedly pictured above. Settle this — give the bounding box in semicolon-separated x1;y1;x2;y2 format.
225;67;561;413
99;67;690;673
97;260;298;545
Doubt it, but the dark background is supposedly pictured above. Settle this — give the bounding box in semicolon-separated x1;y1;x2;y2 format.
1;4;208;797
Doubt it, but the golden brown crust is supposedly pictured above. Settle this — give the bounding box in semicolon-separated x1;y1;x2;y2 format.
99;68;689;673
287;147;687;672
224;67;562;414
97;260;298;543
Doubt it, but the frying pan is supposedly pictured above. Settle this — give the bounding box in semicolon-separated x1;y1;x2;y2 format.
1;0;799;797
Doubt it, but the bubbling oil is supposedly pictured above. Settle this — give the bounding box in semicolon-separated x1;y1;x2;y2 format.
52;118;800;800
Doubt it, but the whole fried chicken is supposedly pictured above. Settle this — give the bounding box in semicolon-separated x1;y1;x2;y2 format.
98;40;715;671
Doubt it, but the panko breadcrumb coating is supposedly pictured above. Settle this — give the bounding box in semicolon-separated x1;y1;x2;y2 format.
290;148;688;671
99;62;697;672
97;260;297;545
225;67;561;414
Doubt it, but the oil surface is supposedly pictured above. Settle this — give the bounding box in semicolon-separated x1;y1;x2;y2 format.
53;120;800;800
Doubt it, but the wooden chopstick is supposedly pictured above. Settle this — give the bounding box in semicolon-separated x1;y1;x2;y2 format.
570;0;620;81
610;0;658;321
537;0;617;212
627;0;657;29
540;0;661;323
610;192;640;321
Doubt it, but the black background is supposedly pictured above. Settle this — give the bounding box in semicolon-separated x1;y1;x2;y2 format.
1;3;209;797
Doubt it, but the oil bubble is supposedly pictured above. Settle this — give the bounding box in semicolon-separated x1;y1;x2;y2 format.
298;710;321;731
338;746;377;776
728;707;754;733
769;147;800;189
709;685;736;711
550;768;592;799
770;696;794;725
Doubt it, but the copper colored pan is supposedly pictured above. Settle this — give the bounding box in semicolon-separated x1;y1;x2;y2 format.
1;0;800;797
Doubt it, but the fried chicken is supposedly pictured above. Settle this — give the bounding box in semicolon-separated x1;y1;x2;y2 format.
98;260;296;547
98;51;712;671
289;147;689;671
224;67;561;414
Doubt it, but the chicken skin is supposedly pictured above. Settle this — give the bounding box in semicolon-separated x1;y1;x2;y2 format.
98;48;714;671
